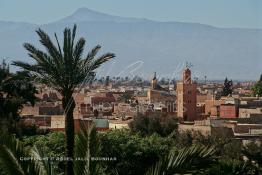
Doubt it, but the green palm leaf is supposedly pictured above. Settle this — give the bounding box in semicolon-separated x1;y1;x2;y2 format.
0;134;53;175
73;124;104;175
146;144;216;175
30;146;55;175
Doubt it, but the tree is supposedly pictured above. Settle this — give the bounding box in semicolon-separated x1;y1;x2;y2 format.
23;132;66;174
99;129;173;175
0;60;37;134
12;25;115;175
129;112;178;137
251;74;262;97
222;77;233;96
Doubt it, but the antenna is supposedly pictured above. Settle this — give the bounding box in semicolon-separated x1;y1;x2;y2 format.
186;61;193;69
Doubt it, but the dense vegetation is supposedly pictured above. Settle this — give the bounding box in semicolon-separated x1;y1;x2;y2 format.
129;112;178;137
0;60;37;135
3;127;257;175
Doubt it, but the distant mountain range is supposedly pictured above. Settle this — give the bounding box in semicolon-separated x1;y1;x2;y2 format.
0;7;261;80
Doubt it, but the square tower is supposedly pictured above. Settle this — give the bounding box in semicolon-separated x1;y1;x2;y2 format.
176;68;197;121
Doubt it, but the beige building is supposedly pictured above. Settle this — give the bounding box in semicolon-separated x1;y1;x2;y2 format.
109;120;130;129
239;108;262;118
178;122;212;136
50;115;65;130
138;72;177;114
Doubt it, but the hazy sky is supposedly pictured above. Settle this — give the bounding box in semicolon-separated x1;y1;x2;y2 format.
1;0;261;28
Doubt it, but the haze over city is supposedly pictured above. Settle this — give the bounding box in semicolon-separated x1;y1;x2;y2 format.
0;0;261;80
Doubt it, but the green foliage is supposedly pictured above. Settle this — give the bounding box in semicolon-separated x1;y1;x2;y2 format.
74;124;104;175
99;129;173;175
0;134;54;175
23;132;65;157
251;75;262;97
1;125;104;175
1;127;261;175
174;129;242;159
221;77;233;96
12;25;115;95
145;144;216;175
0;61;37;134
23;132;65;174
129;112;178;136
243;142;262;166
15;121;38;137
205;159;259;175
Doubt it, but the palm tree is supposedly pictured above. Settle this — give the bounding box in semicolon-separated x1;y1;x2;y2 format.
73;124;103;175
12;25;115;175
0;133;53;175
145;145;216;175
0;124;101;175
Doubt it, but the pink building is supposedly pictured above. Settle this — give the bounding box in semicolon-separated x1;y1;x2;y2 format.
220;104;238;118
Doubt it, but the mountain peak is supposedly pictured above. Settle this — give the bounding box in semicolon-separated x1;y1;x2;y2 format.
58;7;149;23
73;7;108;16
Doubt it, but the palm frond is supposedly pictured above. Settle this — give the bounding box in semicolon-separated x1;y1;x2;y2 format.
146;144;216;175
88;53;115;71
12;61;40;73
0;144;25;175
71;24;77;49
74;124;104;175
0;134;54;175
79;52;115;84
0;134;34;175
63;27;72;67
83;45;102;65
73;38;85;62
30;146;54;175
36;28;62;66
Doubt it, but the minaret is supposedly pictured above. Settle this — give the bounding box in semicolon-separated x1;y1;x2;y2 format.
177;68;197;121
151;72;157;89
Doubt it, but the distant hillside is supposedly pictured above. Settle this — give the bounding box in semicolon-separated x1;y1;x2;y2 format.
0;8;261;80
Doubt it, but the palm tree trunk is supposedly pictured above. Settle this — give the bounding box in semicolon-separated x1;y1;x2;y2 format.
62;94;76;175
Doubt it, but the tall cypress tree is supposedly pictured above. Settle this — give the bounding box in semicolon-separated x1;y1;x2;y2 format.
252;74;262;97
222;77;233;96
